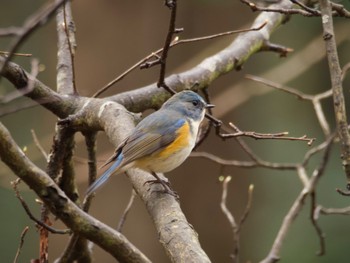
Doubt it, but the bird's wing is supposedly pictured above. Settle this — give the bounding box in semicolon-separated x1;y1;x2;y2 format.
98;138;128;169
122;112;186;164
86;111;185;196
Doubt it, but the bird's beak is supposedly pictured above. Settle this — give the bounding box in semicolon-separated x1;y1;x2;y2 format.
205;103;215;109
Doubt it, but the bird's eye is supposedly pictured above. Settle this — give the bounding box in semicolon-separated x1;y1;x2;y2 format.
192;100;199;106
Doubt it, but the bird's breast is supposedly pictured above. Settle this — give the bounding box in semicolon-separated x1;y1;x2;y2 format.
159;121;192;159
136;121;195;173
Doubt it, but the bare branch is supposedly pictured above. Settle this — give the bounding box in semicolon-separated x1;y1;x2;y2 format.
156;0;178;94
240;0;319;17
13;226;29;263
191;151;297;170
220;176;254;262
290;0;321;15
56;0;77;95
1;57;77;119
341;62;350;81
0;122;151;262
92;21;267;98
314;205;350;217
0;58;40;104
246;74;332;136
117;188;137;232
0;0;67;73
238;184;254;228
0;51;32;57
11;179;71;235
310;191;326;255
260;41;294;57
260;136;333;263
319;0;350;192
31;129;48;161
222;122;315;145
330;2;350;18
241;0;350;17
220;176;239;262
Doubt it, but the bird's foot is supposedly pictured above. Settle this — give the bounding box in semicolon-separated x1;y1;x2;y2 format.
144;178;179;200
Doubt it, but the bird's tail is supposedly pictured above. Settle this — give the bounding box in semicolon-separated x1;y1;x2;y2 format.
86;154;123;196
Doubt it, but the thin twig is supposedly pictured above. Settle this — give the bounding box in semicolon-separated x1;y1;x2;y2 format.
341;62;350;82
224;122;315;145
0;51;32;57
242;0;350;17
260;41;294;57
220;177;254;262
260;135;333;263
0;100;39;117
290;0;320;15
335;188;350;196
310;191;326;255
245;74;313;100
117;188;137;232
92;20;267;98
220;176;239;262
13;226;29;263
191;151;297;170
156;0;178;94
11;179;71;235
172;21;266;45
31;129;48;161
246;74;332;136
238;184;254;229
240;0;319;17
314;205;350;217
0;0;67;73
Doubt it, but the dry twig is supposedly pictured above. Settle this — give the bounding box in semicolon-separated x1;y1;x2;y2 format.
0;0;67;73
13;226;29;263
31;129;48;161
11;179;71;235
92;22;267;98
220;176;254;262
117;188;137;232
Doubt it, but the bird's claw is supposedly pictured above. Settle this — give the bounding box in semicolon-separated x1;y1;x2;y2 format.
144;179;179;200
144;178;171;187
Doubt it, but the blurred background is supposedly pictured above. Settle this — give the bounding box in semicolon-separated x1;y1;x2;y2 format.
1;0;350;262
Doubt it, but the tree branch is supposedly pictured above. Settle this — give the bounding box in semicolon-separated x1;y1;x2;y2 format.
0;0;67;73
319;0;350;194
1;57;77;119
56;0;77;95
0;121;151;263
108;0;295;113
260;136;333;263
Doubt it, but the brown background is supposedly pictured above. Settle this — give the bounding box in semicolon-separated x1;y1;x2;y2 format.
1;0;350;262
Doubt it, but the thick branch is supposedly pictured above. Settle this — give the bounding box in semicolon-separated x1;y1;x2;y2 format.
2;1;294;118
1;57;77;118
108;0;294;112
97;103;211;262
319;0;350;186
0;122;151;263
59;100;211;262
56;0;77;95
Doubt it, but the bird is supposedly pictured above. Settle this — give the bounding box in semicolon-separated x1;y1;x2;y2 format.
86;90;214;197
